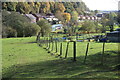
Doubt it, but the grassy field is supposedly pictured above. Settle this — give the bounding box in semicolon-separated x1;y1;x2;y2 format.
2;36;119;78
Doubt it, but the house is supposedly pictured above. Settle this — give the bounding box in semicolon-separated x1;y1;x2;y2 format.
46;13;55;18
86;16;90;20
78;15;86;21
44;16;59;24
96;13;103;17
51;24;63;32
45;17;53;22
78;15;99;21
90;16;95;20
32;13;43;22
25;14;36;23
93;16;98;20
106;28;120;42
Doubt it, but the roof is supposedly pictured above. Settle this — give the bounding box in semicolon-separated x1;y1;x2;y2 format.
52;24;63;28
25;14;36;19
34;13;43;18
107;31;120;34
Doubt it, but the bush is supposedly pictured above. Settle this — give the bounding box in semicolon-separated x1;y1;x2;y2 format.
24;23;40;37
81;21;96;32
2;11;41;37
2;11;30;37
2;25;17;38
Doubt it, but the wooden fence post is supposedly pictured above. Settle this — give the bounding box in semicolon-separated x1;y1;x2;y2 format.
60;42;62;56
101;42;105;65
45;37;47;47
65;42;69;58
51;41;54;51
55;40;58;53
47;37;49;49
43;36;45;47
84;43;89;64
73;41;77;61
48;36;51;53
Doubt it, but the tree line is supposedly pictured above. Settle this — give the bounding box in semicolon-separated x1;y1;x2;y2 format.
2;2;89;15
2;11;51;38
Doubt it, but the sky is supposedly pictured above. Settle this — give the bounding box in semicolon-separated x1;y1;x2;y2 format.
82;0;120;11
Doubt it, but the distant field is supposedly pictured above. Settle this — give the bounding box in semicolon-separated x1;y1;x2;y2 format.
2;36;119;78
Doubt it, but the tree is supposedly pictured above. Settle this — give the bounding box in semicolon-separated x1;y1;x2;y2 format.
54;3;66;13
81;21;96;33
107;12;117;32
2;2;8;10
40;2;50;14
94;10;99;15
118;10;120;25
3;12;29;37
2;10;11;25
55;11;65;23
37;19;51;37
100;17;109;33
16;2;31;14
49;2;55;13
63;13;71;23
63;2;74;13
28;2;36;14
24;23;40;37
2;11;40;37
2;25;17;38
7;2;18;11
70;11;78;26
34;2;41;13
70;11;78;33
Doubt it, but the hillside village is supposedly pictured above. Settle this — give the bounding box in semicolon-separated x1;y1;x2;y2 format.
2;2;119;38
5;10;108;31
22;12;104;24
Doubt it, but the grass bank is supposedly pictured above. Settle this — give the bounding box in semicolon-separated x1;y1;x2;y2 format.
2;37;119;78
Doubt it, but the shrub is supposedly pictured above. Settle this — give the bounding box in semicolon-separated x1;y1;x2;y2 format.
24;23;40;37
2;25;17;38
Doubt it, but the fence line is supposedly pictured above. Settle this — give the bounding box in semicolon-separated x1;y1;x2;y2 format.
37;34;117;64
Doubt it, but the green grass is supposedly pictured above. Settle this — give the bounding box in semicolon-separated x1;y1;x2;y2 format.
2;36;119;78
114;25;120;30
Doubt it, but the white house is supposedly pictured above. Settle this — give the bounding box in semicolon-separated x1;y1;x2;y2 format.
51;24;63;32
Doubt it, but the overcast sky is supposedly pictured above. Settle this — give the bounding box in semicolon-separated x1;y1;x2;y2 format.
82;0;119;10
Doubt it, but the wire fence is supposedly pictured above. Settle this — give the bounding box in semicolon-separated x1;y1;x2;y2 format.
37;33;119;65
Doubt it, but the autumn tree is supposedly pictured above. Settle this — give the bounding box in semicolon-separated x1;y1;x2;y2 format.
54;3;66;13
63;13;71;23
16;2;31;14
34;2;41;13
63;2;74;13
55;11;64;23
40;2;50;14
7;2;18;11
49;2;55;13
